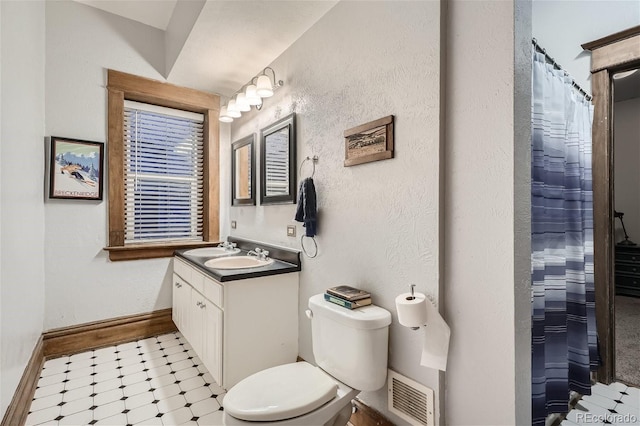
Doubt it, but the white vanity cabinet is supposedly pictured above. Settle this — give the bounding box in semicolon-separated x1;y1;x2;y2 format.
172;257;298;390
172;265;222;384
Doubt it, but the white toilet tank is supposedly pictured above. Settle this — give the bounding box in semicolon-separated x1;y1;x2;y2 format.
308;293;392;391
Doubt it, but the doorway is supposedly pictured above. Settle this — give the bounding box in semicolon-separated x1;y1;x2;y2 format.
612;68;640;386
583;25;640;385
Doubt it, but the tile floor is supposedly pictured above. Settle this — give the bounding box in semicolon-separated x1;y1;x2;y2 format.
28;332;640;426
26;332;226;426
563;382;640;426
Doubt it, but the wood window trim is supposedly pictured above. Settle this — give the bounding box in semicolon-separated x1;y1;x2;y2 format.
105;70;220;261
583;26;640;384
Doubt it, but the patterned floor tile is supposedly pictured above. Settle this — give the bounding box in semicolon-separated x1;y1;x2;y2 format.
184;386;212;404
123;381;151;397
198;409;225;426
93;390;125;411
34;383;65;399
25;406;61;426
27;333;228;426
156;394;188;415
29;392;63;413
161;406;193;425
57;409;93;426
61;385;93;403
189;397;220;417
126;403;159;424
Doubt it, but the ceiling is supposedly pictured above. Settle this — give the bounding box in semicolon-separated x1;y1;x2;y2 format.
70;1;639;102
75;0;178;30
73;0;338;97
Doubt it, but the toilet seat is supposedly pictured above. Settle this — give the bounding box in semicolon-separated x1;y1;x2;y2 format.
224;362;338;422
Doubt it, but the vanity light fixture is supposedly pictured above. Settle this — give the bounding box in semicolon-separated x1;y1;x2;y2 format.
219;67;284;123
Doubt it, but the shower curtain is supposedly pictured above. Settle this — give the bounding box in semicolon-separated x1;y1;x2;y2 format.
531;49;598;425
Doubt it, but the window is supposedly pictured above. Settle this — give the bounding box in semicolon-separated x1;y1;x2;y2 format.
124;101;204;243
105;70;220;261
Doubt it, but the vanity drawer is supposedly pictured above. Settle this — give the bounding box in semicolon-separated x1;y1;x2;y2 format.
189;268;206;295
203;276;223;308
174;258;191;282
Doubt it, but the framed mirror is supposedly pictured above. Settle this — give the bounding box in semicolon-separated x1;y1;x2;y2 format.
231;135;255;206
260;113;296;205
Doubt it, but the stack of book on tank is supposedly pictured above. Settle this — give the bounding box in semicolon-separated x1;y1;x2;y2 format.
324;285;372;310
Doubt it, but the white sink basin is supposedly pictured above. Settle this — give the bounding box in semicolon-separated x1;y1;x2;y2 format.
204;256;274;270
184;247;240;257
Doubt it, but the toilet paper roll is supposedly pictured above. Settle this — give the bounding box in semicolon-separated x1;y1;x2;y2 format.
395;292;428;328
395;291;451;372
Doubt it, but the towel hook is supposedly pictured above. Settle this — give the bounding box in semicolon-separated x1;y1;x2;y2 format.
300;155;318;179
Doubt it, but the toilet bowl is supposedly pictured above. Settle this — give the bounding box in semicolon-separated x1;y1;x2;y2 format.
223;362;358;426
222;294;392;426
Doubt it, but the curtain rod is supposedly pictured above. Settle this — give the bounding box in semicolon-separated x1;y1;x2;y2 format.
532;38;592;101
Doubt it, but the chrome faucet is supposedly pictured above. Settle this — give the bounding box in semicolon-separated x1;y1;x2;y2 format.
248;247;270;260
218;241;237;251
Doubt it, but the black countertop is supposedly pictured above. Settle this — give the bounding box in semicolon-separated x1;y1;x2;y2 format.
174;237;301;283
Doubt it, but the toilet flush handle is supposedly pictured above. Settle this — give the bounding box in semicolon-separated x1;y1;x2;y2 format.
305;309;313;320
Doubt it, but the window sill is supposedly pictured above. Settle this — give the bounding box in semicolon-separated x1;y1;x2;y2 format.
104;241;221;261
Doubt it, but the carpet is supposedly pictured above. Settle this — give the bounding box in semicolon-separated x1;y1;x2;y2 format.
615;295;640;386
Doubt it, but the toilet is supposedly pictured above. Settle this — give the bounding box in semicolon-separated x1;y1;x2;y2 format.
223;293;392;426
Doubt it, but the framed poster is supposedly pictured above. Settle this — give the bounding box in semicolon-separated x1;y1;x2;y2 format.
49;136;104;200
344;115;394;167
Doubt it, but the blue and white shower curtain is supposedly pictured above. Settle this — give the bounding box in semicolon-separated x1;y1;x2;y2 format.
531;49;598;425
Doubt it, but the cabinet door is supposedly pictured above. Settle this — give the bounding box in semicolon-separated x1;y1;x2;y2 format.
172;274;190;333
201;300;223;386
189;290;205;356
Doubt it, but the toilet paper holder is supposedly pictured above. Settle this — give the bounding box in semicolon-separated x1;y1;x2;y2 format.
407;285;421;330
407;284;417;301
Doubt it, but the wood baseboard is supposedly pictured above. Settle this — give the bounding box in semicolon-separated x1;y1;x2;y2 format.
43;308;177;359
1;337;44;426
2;309;176;426
349;398;394;426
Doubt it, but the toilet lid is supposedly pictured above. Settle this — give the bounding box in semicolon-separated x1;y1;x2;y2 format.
224;362;338;422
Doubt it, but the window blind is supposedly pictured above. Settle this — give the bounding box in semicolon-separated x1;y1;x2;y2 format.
123;100;204;244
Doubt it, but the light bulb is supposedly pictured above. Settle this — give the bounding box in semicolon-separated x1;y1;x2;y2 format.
236;93;250;112
256;75;274;97
245;84;261;105
227;100;241;118
218;106;233;122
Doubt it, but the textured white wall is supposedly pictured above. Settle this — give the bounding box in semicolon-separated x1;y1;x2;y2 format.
532;0;640;93
614;98;640;243
445;1;530;424
44;1;173;329
0;0;46;416
226;1;443;422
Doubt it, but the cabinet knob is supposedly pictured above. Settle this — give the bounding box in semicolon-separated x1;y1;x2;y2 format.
196;301;202;307
200;303;206;309
175;282;181;288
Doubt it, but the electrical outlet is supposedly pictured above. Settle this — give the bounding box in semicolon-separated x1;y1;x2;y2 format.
287;225;296;237
231;220;237;229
